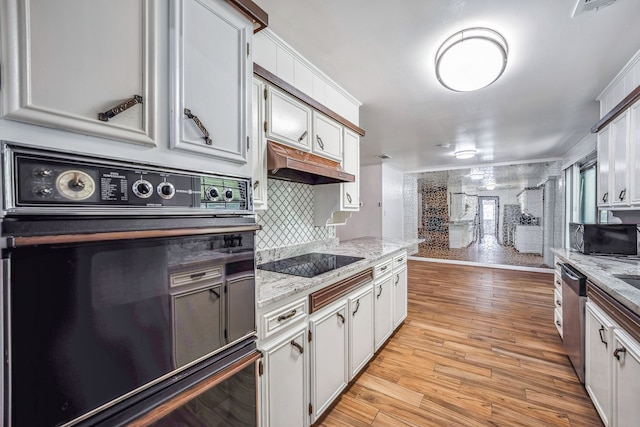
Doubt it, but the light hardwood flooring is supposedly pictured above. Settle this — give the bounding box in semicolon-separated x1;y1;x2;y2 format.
317;260;603;427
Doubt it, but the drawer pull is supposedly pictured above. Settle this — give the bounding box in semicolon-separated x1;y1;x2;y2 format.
598;326;607;348
98;95;142;122
614;347;626;361
290;340;303;354
190;272;206;279
380;265;388;272
352;299;360;316
277;309;297;322
184;108;213;145
397;257;404;263
337;312;345;324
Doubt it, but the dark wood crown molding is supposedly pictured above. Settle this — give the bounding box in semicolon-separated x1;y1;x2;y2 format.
254;63;366;137
226;0;268;33
591;84;640;133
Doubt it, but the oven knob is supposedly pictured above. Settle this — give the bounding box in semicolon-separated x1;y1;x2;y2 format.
35;187;54;197
224;188;234;202
132;180;153;198
35;169;53;177
205;186;220;201
157;182;175;200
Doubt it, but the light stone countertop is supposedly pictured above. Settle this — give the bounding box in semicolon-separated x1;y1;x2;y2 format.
256;237;422;308
553;248;640;316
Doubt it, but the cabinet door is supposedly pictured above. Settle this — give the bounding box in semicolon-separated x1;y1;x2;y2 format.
309;301;348;422
226;275;256;344
312;112;343;162
1;0;156;146
342;129;360;210
629;101;640;205
252;78;268;210
266;86;312;151
348;286;374;380
393;266;408;328
597;128;611;207
374;275;394;351
171;0;251;165
612;329;640;427
585;301;613;426
261;323;308;427
610;112;630;205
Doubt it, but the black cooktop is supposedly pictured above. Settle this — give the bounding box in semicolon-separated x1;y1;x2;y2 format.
258;253;364;278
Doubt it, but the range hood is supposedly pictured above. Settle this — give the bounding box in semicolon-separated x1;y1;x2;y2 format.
267;141;355;185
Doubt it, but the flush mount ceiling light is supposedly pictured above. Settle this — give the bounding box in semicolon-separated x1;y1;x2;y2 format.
454;149;477;159
435;28;508;92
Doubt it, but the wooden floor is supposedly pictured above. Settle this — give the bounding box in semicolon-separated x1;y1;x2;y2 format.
318;260;603;427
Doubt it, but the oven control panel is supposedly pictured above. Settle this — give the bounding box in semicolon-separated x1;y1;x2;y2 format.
5;147;252;214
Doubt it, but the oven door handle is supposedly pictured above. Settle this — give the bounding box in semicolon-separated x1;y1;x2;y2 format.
8;224;262;247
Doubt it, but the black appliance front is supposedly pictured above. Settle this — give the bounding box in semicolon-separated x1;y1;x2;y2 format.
569;223;638;255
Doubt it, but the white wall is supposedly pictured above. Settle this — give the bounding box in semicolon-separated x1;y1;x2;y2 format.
382;164;404;239
337;164;382;240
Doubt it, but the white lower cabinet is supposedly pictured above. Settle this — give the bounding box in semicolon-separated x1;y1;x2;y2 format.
612;328;640;427
585;301;614;426
309;300;349;422
260;322;309;427
348;285;374;380
393;264;408;328
374;274;394;351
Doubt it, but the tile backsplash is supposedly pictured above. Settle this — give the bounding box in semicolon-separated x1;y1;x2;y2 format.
255;179;336;251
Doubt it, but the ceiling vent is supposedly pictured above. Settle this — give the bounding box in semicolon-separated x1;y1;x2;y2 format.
572;0;618;17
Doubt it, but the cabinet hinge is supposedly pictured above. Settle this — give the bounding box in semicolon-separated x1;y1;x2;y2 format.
258;360;263;376
308;330;312;342
308;403;313;415
247;136;250;151
264;121;268;132
263;87;267;100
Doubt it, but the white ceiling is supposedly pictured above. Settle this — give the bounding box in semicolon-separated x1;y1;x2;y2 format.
253;0;640;172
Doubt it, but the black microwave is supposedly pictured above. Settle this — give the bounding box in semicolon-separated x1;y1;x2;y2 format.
569;223;638;255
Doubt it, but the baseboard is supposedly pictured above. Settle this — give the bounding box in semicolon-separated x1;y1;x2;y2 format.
407;256;553;274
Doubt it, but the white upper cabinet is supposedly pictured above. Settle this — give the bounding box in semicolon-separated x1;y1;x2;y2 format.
170;0;252;165
251;78;268;210
312;112;342;162
342;128;360;209
265;86;313;151
597;128;611;207
1;0;157;146
630;101;640;205
610;113;630;206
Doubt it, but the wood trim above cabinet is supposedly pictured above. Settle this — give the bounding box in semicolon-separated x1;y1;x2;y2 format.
226;0;268;33
309;268;374;313
254;63;366;137
587;281;640;343
591;84;640;133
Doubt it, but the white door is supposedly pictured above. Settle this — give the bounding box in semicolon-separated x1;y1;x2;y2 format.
585;301;613;426
374;276;394;351
261;324;308;427
1;0;156;146
309;301;348;422
266;86;312;151
342;129;360;210
312;112;343;162
610;112;629;205
348;285;374;380
170;0;251;166
597;128;611;207
251;78;268;210
629;101;640;205
393;266;408;328
612;329;640;427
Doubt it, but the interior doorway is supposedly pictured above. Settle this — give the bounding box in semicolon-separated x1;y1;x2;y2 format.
478;196;499;242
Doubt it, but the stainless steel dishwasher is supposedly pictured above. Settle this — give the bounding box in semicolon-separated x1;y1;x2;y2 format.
561;263;587;383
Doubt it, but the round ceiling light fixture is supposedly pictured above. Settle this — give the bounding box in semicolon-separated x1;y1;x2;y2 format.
454;149;477;159
435;28;508;92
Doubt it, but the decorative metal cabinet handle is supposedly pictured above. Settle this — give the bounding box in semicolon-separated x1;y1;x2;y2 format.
395;274;400;285
277;309;297;321
346;193;352;203
290;340;303;354
614;347;626;361
254;180;260;190
352;299;360;316
603;192;608;203
98;95;143;122
619;189;626;201
377;285;383;298
184;108;213;145
380;266;388;272
316;135;325;149
337;312;345;324
598;327;607;347
209;289;220;298
397;258;404;263
298;131;307;142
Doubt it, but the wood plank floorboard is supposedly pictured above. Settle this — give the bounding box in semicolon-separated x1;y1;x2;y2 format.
317;261;603;427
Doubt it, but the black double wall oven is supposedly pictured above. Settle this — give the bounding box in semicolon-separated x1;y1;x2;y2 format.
0;144;261;426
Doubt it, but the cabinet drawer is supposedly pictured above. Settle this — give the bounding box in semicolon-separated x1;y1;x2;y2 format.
392;252;407;269
170;265;223;288
554;307;563;338
374;259;393;279
554;288;562;311
261;297;308;340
